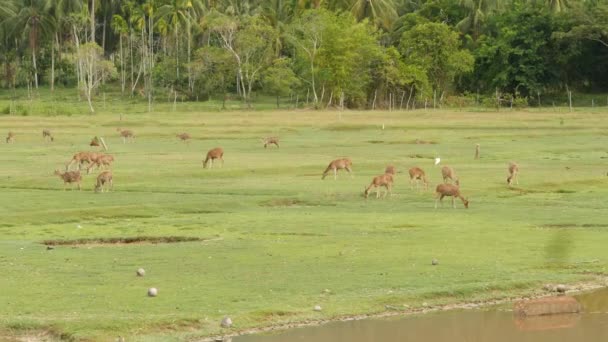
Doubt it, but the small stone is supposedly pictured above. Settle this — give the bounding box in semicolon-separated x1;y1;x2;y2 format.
556;284;568;293
136;268;146;277
543;284;554;292
431;259;439;265
221;316;232;328
422;302;429;307
147;287;158;297
314;305;322;312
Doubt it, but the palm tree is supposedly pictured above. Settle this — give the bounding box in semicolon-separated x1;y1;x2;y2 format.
12;0;56;89
330;0;398;30
456;0;502;39
46;0;83;91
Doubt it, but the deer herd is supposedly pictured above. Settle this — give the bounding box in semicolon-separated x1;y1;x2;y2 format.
6;128;522;208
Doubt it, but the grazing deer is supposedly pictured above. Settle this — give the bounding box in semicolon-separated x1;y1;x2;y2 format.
507;162;519;186
408;167;429;190
322;158;353;180
203;147;224;168
94;171;113;192
66;152;99;171
435;183;469;209
177;133;191;143
116;128;135;143
364;173;394;199
6;131;15;144
262;137;280;148
54;170;82;190
42;129;54;142
441;166;459;185
86;154;114;174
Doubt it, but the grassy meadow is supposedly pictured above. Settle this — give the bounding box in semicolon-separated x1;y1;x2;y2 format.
1;95;608;340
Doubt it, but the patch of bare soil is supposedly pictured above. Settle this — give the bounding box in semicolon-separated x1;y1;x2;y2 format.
42;236;204;246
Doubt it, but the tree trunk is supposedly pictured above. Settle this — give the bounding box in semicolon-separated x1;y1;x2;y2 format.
102;13;106;52
90;0;96;43
51;35;55;92
120;34;125;95
32;46;38;89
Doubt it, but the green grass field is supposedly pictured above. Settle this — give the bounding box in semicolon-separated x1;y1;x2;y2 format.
1;103;607;341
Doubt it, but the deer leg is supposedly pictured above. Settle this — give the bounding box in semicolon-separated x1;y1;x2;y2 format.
346;167;353;178
333;168;337;180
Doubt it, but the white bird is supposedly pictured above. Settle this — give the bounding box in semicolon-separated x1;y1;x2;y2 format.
434;157;441;165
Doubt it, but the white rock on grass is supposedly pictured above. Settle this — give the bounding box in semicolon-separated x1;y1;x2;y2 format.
431;259;439;266
147;287;158;297
221;316;232;328
314;305;322;312
136;268;146;277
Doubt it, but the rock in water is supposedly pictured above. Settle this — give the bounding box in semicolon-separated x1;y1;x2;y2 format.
136;268;146;277
514;296;580;316
147;288;158;297
221;316;232;328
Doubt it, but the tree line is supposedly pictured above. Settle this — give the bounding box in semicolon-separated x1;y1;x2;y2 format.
1;0;607;112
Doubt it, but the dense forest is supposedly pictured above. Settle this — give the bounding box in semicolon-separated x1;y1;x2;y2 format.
1;0;607;111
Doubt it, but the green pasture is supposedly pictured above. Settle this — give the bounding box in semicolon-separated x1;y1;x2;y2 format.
0;104;607;341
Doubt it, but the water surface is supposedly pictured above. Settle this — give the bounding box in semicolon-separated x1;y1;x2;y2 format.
235;289;608;342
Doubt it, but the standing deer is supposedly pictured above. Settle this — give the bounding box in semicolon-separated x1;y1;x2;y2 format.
116;128;135;143
435;183;469;209
86;154;114;174
441;166;459;185
507;162;519;186
54;170;82;190
322;158;353;180
42;129;54;142
6;131;15;144
262;137;280;148
364;173;394;199
203;147;224;168
408;167;429;190
94;171;113;192
177;133;191;143
66;152;100;171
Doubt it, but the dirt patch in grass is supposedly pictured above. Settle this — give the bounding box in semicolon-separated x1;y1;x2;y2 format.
408;154;433;159
42;236;205;246
407;139;438;144
259;198;334;207
539;223;608;229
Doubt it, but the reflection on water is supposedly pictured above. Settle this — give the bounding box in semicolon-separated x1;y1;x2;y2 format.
235;289;608;342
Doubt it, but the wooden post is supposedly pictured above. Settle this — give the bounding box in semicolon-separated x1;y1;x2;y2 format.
475;144;480;160
568;91;573;112
433;89;436;109
389;93;392;112
100;137;108;151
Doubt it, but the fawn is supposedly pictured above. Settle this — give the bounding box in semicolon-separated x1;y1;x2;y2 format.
262;137;280;148
116;128;135;143
42;129;54;142
507;162;519;186
54;170;82;190
435;183;469;209
441;166;459;185
94;171;113;192
6;131;15;144
364;172;394;199
409;167;429;191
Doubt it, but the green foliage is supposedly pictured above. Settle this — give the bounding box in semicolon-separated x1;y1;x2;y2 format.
192;46;236;107
400;22;474;93
472;5;560;96
262;57;301;107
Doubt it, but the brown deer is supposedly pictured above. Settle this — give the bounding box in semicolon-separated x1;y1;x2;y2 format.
177;133;191;143
203;147;224;168
86;154;114;174
441;166;459;185
262;137;280;148
116;128;135;143
322;158;353;180
94;171;113;192
364;173;394;199
408;167;429;190
54;170;82;190
42;129;54;142
435;183;469;209
66;152;100;171
6;131;15;144
507;162;519;186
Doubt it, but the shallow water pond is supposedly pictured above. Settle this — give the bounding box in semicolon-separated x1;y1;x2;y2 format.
235;289;608;342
